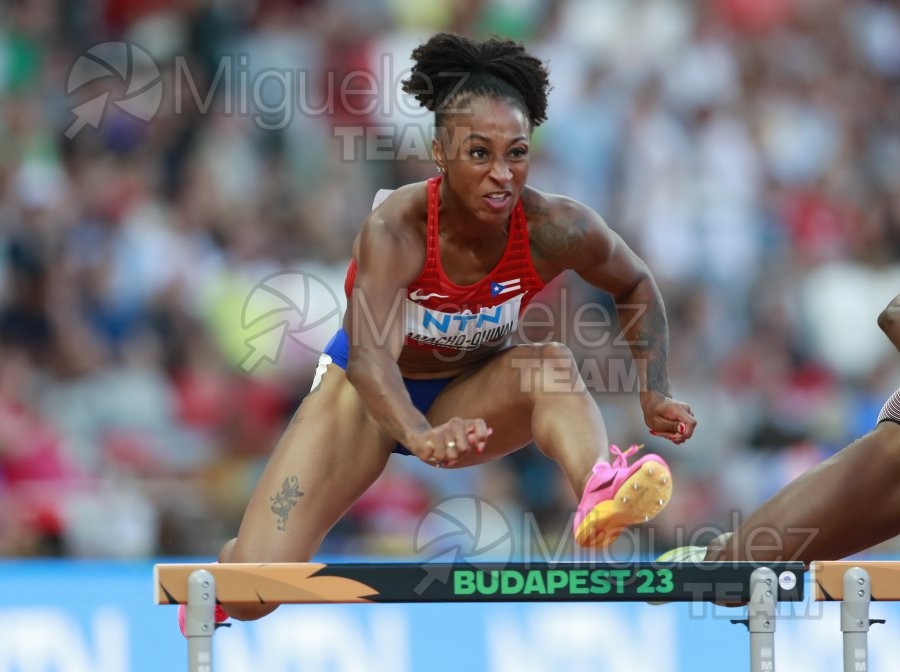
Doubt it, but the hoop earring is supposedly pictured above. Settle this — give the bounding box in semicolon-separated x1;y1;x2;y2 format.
436;165;445;174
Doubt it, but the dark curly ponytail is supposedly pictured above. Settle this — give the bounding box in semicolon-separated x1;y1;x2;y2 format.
401;33;551;128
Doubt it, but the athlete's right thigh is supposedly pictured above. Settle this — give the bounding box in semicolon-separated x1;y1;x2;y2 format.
228;364;395;563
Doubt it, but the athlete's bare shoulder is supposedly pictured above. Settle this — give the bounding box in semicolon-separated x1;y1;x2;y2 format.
372;181;428;230
352;181;429;260
520;186;600;272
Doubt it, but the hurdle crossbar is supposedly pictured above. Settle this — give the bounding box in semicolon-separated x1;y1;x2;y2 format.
157;560;806;672
155;560;806;605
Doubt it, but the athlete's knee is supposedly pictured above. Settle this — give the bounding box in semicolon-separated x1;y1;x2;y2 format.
507;342;581;397
222;538;316;620
525;341;582;396
214;537;283;620
535;340;574;362
224;603;279;621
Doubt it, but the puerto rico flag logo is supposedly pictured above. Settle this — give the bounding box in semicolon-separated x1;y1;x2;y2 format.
490;278;521;297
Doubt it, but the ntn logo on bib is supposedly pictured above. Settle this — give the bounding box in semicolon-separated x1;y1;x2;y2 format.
405;293;524;351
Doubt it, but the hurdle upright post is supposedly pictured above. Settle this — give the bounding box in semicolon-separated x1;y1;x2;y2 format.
840;567;871;672
186;569;216;672
747;567;777;672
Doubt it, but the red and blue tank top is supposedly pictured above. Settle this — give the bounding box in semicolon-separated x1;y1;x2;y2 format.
344;176;546;351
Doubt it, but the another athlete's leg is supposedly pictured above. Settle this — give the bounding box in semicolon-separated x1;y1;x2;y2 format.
218;364;394;620
706;421;900;563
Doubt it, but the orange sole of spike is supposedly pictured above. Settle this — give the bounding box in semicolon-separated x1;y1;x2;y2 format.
575;460;673;549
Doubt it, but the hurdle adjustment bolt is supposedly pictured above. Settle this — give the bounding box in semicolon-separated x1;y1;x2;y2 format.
858;578;865;585
203;580;210;588
202;593;209;600
857;619;865;627
858;590;866;597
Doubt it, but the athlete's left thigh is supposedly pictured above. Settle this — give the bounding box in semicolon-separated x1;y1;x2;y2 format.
426;342;581;465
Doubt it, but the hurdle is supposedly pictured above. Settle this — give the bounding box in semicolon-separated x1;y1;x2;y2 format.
155;560;805;672
812;561;896;672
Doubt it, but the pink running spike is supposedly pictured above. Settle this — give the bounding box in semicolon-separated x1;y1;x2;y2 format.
573;444;673;549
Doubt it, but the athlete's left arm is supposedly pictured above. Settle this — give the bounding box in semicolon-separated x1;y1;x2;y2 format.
542;198;696;444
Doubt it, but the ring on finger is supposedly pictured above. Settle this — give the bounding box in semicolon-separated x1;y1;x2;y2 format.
447;440;457;449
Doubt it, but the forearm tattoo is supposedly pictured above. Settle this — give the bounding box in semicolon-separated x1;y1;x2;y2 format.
270;476;304;531
623;300;671;396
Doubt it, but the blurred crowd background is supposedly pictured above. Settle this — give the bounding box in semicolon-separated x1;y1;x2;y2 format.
1;0;899;560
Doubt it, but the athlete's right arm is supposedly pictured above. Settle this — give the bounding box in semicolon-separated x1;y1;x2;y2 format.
345;213;484;464
878;294;900;352
345;213;428;443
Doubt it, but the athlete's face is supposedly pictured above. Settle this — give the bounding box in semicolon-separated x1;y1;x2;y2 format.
433;96;531;224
